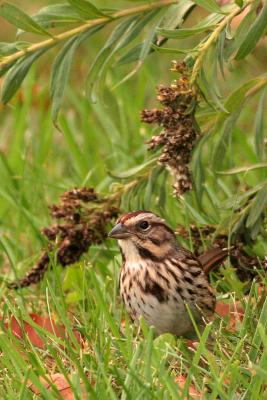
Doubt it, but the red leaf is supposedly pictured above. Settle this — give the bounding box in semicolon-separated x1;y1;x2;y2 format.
5;313;82;349
28;373;87;399
186;340;198;350
175;375;202;398
215;300;244;330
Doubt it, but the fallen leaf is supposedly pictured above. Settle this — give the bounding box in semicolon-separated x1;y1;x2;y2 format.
28;373;86;400
186;340;199;350
175;375;202;399
5;313;82;349
215;301;244;330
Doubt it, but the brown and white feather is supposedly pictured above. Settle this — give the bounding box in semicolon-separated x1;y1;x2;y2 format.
110;211;217;337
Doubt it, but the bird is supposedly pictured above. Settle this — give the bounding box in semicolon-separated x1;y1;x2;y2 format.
108;210;228;338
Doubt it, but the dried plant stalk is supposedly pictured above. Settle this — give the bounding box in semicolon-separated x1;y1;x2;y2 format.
9;188;119;289
141;61;199;196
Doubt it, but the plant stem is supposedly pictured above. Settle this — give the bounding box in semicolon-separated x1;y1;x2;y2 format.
190;0;255;87
245;76;267;98
0;0;175;72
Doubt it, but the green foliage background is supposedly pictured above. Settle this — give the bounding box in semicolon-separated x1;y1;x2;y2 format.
0;0;266;398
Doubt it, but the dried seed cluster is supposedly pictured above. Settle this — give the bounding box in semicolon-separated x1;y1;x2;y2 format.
9;188;119;289
141;61;199;196
176;224;266;282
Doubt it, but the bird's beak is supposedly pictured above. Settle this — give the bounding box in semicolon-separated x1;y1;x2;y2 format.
108;223;131;239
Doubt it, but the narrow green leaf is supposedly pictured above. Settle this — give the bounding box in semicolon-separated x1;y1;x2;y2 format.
51;37;80;124
139;9;166;61
235;4;267;60
249;297;267;363
159;0;195;29
225;10;255;59
217;29;226;78
157;12;223;38
211;76;267;139
193;0;223;13
199;67;228;112
246;183;267;228
23;4;83;30
116;0;195;66
161;1;196;33
0;41;29;56
217;162;267;174
1;49;46;104
112;7;166;89
254;88;267;160
67;0;106;19
0;60;16;78
116;43;144;65
212;108;241;168
109;158;157;179
150;43;194;54
86;16;138;99
0;2;52;36
87;11;158;100
192;132;210;202
181;198;211;224
157;25;216;38
51;25;102;123
0;334;54;399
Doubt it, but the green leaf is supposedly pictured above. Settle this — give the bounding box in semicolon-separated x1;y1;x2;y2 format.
192;132;210;203
246;182;267;228
110;158;157;179
86;16;138;99
157;13;223;38
51;25;102;123
139;9;166;61
150;43;194;54
51;37;80;125
116;0;195;66
182;198;211;224
212;108;241;168
0;2;52;36
217;29;226;78
235;3;267;60
67;0;107;19
0;60;16;78
159;0;195;29
116;43;144;65
193;0;223;13
25;4;83;29
217;162;267;174
1;49;46;104
157;25;216;38
87;10;158;101
199;67;228;112
225;10;255;59
254;88;267;160
113;8;166;89
0;41;29;56
211;76;267;134
116;33;193;65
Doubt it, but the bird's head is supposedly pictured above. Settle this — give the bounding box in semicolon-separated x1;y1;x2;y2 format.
108;211;178;262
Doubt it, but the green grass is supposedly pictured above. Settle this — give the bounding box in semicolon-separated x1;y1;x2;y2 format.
0;50;266;399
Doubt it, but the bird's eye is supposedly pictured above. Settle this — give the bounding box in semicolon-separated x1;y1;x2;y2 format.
138;221;149;230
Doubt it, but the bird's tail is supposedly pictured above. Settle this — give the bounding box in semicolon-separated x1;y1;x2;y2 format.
198;247;230;275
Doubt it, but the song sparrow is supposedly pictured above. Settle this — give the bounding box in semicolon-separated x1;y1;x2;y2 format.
109;211;227;337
